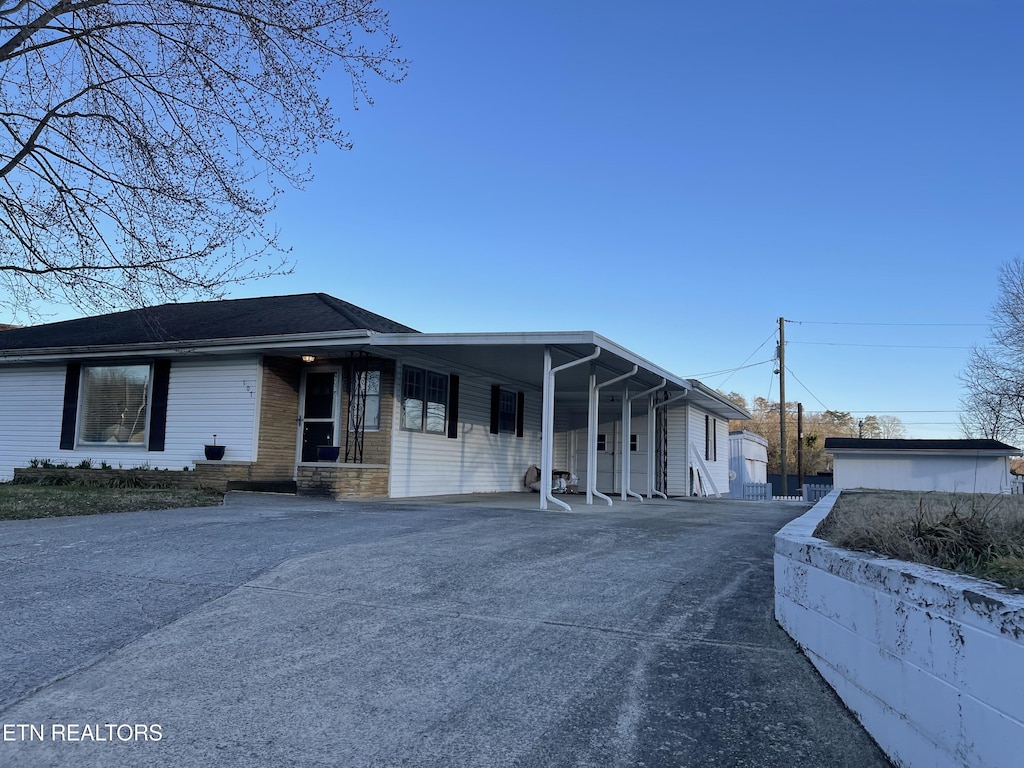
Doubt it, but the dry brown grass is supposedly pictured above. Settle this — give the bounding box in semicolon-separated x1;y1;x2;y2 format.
814;490;1024;590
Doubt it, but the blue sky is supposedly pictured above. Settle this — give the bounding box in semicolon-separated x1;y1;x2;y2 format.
59;2;1024;437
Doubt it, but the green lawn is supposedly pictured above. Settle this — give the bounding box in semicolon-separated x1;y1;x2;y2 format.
0;484;223;521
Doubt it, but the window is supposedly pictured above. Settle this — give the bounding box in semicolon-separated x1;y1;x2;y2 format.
402;366;447;433
349;369;380;431
490;385;525;437
705;415;717;461
597;433;607;452
498;390;517;433
79;364;151;445
630;434;638;452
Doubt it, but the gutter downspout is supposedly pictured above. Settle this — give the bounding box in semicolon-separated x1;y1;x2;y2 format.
540;346;602;512
651;390;690;498
590;365;638;505
628;378;666;499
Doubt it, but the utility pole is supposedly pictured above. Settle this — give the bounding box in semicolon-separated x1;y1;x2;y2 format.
779;317;787;497
797;402;804;491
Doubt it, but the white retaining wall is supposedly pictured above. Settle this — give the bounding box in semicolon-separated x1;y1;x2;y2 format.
775;490;1024;768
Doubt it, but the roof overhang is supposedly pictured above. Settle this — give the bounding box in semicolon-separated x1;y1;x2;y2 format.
0;329;751;421
829;448;1022;458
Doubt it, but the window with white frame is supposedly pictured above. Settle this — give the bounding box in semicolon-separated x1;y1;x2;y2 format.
402;366;447;434
79;364;151;444
349;369;380;431
498;389;517;433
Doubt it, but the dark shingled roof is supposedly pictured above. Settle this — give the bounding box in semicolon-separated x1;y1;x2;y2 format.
825;438;1020;453
0;294;418;351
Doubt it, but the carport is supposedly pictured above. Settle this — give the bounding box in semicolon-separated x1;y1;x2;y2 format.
360;332;749;509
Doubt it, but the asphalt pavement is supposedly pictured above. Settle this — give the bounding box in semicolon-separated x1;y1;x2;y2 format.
0;493;893;767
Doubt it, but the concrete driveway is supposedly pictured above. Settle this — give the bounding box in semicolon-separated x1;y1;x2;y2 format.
0;494;891;767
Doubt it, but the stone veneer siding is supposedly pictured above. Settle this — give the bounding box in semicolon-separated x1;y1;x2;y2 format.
253;356;302;481
296;464;389;499
292;357;394;499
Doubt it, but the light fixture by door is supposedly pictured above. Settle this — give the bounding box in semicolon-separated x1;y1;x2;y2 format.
301;355;316;363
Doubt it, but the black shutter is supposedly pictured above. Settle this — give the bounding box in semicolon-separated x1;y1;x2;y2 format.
515;391;525;437
59;363;81;450
447;374;460;439
148;360;171;451
489;385;500;434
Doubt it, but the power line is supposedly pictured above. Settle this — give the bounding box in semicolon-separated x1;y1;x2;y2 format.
784;365;831;412
845;409;961;414
787;319;987;327
716;329;778;388
789;341;973;350
685;358;773;379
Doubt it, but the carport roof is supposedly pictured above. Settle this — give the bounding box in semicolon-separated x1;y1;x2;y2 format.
0;294;749;420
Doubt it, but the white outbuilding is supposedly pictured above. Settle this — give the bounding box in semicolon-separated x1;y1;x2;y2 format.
824;438;1021;494
729;430;768;498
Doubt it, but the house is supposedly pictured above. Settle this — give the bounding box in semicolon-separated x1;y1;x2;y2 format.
728;430;769;498
0;294;748;507
824;438;1021;494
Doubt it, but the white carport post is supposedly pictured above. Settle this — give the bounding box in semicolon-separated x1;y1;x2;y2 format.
586;364;599;506
628;379;666;499
589;365;637;505
540;346;601;512
620;384;642;501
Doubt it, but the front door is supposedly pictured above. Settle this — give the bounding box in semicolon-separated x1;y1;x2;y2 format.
299;370;339;463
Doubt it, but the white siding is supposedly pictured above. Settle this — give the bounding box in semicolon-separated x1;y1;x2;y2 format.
665;405;732;497
553;408;571;472
163;357;260;465
680;406;730;497
0;356;259;480
389;360;542;497
0;364;67;479
833;453;1014;494
666;406;689;496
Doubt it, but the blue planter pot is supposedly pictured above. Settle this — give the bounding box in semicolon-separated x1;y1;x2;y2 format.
317;446;341;462
204;445;226;460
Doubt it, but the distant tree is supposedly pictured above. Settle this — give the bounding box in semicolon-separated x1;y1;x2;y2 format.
960;258;1024;446
730;397;906;474
859;414;906;439
0;0;406;316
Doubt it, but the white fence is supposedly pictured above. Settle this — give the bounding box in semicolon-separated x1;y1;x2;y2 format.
802;483;833;503
743;482;833;502
742;482;771;500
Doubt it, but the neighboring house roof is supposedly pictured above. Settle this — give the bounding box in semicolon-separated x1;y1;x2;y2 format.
825;438;1020;455
0;323;20;332
0;293;417;351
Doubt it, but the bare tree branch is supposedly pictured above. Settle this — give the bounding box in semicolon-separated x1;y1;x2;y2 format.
0;0;406;317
